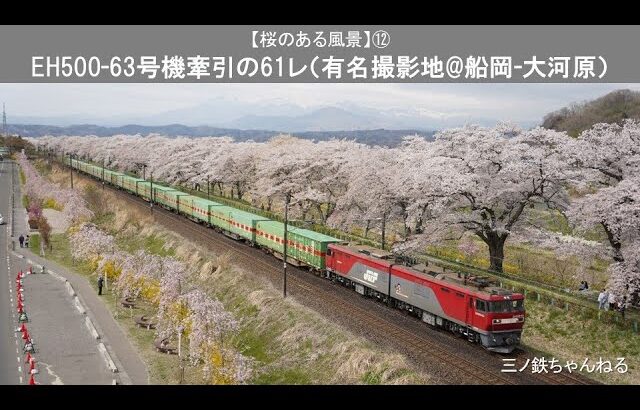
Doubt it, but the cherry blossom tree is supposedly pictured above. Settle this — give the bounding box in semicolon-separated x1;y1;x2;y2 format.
18;152;93;225
170;289;253;384
564;120;640;302
399;124;573;272
30;125;634;293
69;223;116;261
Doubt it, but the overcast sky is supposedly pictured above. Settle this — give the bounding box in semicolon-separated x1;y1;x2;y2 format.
1;83;638;127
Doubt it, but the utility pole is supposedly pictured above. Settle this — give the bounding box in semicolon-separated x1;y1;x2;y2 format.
102;158;106;190
283;191;291;298
150;172;154;213
206;176;210;199
381;212;386;250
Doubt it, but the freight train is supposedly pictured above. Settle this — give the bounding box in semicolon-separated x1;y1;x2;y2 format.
70;158;525;353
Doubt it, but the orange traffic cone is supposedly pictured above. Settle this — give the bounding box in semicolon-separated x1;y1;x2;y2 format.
28;374;36;385
25;352;32;363
20;323;27;332
30;359;36;372
22;330;29;340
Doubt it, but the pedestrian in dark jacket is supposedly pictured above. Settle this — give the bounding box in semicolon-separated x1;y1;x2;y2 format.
19;234;24;248
97;274;104;296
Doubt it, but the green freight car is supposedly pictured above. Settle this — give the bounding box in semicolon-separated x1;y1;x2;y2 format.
87;163;102;179
135;180;155;201
206;206;270;242
154;189;190;212
255;220;341;270
121;175;144;194
227;209;270;242
175;195;222;224
136;180;175;202
103;169;121;186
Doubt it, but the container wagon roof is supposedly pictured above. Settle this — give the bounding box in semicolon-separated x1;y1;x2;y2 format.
190;196;223;207
258;220;341;242
227;209;271;221
122;175;145;182
151;184;177;191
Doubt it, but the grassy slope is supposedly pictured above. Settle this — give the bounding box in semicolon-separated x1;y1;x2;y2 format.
32;160;640;385
33;163;430;385
523;301;639;384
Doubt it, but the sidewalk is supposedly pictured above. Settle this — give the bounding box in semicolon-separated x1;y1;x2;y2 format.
13;247;150;385
11;254;115;385
11;161;149;385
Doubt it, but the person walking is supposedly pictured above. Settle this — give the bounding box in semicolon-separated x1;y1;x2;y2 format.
97;274;104;296
598;289;608;310
24;234;30;248
18;234;24;248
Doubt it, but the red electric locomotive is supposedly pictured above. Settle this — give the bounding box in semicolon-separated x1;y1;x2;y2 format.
325;243;525;353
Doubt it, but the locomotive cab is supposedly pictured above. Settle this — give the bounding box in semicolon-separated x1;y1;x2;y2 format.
472;293;525;353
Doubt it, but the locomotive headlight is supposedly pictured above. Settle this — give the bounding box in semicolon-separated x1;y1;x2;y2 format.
492;319;502;324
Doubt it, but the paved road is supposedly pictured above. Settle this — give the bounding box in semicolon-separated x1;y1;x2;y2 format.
0;160;116;385
0;160;19;384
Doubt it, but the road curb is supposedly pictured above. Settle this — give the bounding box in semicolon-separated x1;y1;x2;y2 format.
74;296;86;315
48;270;66;282
97;343;118;373
85;316;100;340
65;281;76;297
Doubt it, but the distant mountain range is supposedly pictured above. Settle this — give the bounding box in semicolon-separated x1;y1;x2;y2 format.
543;89;640;137
10;99;522;132
8;123;434;147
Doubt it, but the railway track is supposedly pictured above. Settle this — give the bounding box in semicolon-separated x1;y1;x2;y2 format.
71;166;599;385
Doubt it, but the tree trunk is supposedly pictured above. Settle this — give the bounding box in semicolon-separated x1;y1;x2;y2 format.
602;222;624;262
267;197;272;212
235;182;244;200
364;219;371;238
414;204;429;234
480;232;507;272
314;203;327;223
414;215;424;234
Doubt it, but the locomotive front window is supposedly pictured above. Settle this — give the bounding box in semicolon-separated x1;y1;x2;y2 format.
475;300;487;312
512;300;524;311
489;300;525;312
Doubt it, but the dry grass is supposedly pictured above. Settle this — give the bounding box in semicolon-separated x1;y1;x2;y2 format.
84;180;432;384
